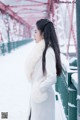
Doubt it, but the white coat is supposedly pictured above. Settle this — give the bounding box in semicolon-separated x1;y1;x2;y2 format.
25;40;57;120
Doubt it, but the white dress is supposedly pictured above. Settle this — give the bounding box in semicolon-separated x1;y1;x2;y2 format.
26;46;57;120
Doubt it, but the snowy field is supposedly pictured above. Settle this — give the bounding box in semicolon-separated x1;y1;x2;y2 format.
0;41;67;120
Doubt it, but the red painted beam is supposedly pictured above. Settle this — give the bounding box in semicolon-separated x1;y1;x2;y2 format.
0;2;5;11
17;8;47;13
50;0;54;16
9;3;47;8
24;0;48;4
46;0;51;18
47;0;50;11
47;0;55;18
0;1;30;28
66;0;77;58
16;8;46;13
54;0;59;3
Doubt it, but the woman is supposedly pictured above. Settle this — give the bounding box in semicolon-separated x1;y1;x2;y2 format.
25;19;62;120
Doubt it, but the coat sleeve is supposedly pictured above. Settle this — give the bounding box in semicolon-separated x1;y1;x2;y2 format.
39;50;57;92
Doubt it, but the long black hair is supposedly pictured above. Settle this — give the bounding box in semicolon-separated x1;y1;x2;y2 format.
36;19;62;76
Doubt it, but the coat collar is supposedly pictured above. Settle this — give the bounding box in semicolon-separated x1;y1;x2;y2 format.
25;39;45;81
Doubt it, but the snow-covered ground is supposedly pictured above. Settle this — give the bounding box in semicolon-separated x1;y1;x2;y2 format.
0;41;67;120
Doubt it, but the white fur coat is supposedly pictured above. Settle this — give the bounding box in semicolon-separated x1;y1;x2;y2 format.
25;39;57;120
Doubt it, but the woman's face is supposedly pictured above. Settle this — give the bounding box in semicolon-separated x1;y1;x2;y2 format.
33;25;44;43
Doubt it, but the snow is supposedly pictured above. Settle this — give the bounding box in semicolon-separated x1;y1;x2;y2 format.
0;41;33;120
68;87;76;91
71;73;78;89
77;95;80;100
68;103;77;108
